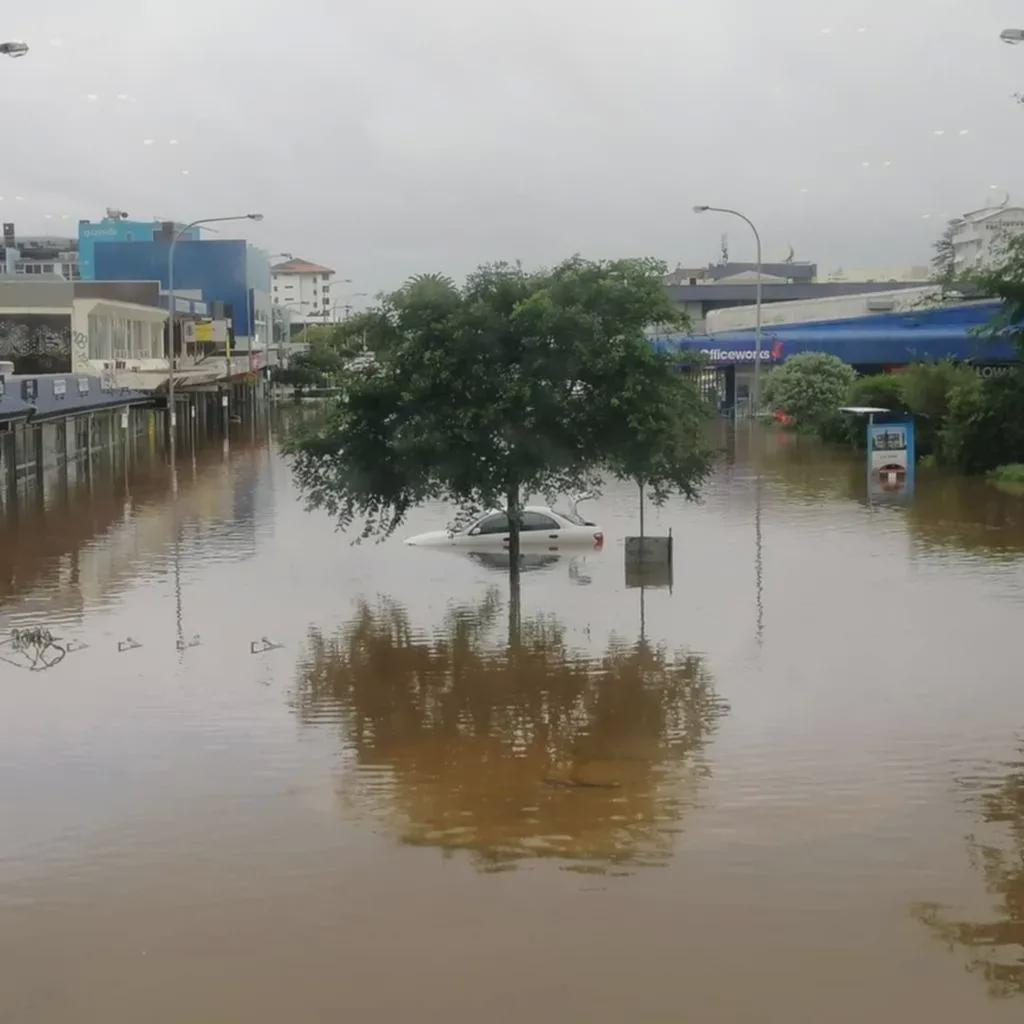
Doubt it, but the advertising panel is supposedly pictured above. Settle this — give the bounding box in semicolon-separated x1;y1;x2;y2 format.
867;420;915;499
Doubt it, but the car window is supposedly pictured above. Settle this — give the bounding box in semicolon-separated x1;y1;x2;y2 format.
475;512;509;534
521;511;559;531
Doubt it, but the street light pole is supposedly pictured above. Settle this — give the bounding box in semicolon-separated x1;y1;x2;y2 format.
693;205;763;416
166;213;263;461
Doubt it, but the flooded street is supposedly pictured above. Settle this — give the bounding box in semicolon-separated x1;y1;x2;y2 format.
3;409;1024;1022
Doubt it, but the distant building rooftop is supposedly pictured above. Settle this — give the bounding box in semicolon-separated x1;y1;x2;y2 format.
665;260;817;286
270;259;334;275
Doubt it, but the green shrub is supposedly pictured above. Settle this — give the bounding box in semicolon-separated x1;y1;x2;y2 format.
898;361;979;457
844;372;907;412
989;463;1024;484
763;352;856;431
942;370;1024;473
836;373;909;446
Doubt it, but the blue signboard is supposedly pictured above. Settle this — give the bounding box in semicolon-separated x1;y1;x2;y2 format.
867;419;915;500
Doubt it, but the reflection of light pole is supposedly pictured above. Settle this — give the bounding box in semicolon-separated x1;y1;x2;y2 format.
754;467;764;645
167;213;263;461
693;205;763;416
0;41;29;58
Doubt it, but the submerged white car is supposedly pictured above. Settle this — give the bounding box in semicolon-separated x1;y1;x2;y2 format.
404;503;604;550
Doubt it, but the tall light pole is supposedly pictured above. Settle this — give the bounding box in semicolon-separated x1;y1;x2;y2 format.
320;277;352;323
0;41;28;58
693;205;764;416
167;213;262;460
267;253;293;369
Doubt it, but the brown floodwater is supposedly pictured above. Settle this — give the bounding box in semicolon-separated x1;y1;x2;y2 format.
2;410;1024;1022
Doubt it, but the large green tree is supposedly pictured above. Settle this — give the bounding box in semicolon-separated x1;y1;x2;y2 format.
289;257;712;574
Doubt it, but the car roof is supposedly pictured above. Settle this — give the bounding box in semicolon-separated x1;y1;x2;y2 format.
479;506;564;516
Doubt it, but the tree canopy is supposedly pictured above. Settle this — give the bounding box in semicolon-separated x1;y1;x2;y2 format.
289;257;712;563
973;233;1024;358
931;219;959;283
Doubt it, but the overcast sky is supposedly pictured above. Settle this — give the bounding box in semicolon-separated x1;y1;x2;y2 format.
4;0;1024;296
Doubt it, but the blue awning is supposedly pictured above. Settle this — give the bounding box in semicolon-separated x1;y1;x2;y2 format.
651;301;1020;366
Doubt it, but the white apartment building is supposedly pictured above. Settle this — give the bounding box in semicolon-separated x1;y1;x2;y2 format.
950;205;1024;272
270;258;335;325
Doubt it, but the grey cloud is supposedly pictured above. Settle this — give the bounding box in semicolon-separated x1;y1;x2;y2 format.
4;0;1024;292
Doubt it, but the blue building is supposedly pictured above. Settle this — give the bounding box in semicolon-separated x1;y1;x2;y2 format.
90;236;272;355
77;218;198;280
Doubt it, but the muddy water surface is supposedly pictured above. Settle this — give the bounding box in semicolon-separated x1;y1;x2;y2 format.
2;413;1024;1022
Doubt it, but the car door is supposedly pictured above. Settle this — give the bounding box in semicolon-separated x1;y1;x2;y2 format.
519;510;561;547
462;511;510;548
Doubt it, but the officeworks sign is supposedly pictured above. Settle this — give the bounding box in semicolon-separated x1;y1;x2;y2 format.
698;340;785;365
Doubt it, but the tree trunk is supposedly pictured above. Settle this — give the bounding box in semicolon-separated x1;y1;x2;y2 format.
507;482;522;644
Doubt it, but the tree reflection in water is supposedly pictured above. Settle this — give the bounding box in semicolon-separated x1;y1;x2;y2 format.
293;592;728;872
914;752;1024;997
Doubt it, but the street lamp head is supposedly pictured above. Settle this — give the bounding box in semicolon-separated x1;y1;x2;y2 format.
693;205;711;213
247;213;264;222
0;41;29;58
1001;28;1024;44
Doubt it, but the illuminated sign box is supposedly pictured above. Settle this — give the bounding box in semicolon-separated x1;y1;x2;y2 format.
868;420;915;499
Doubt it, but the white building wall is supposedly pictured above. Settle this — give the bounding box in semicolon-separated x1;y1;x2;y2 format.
951;207;1024;272
272;270;334;324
